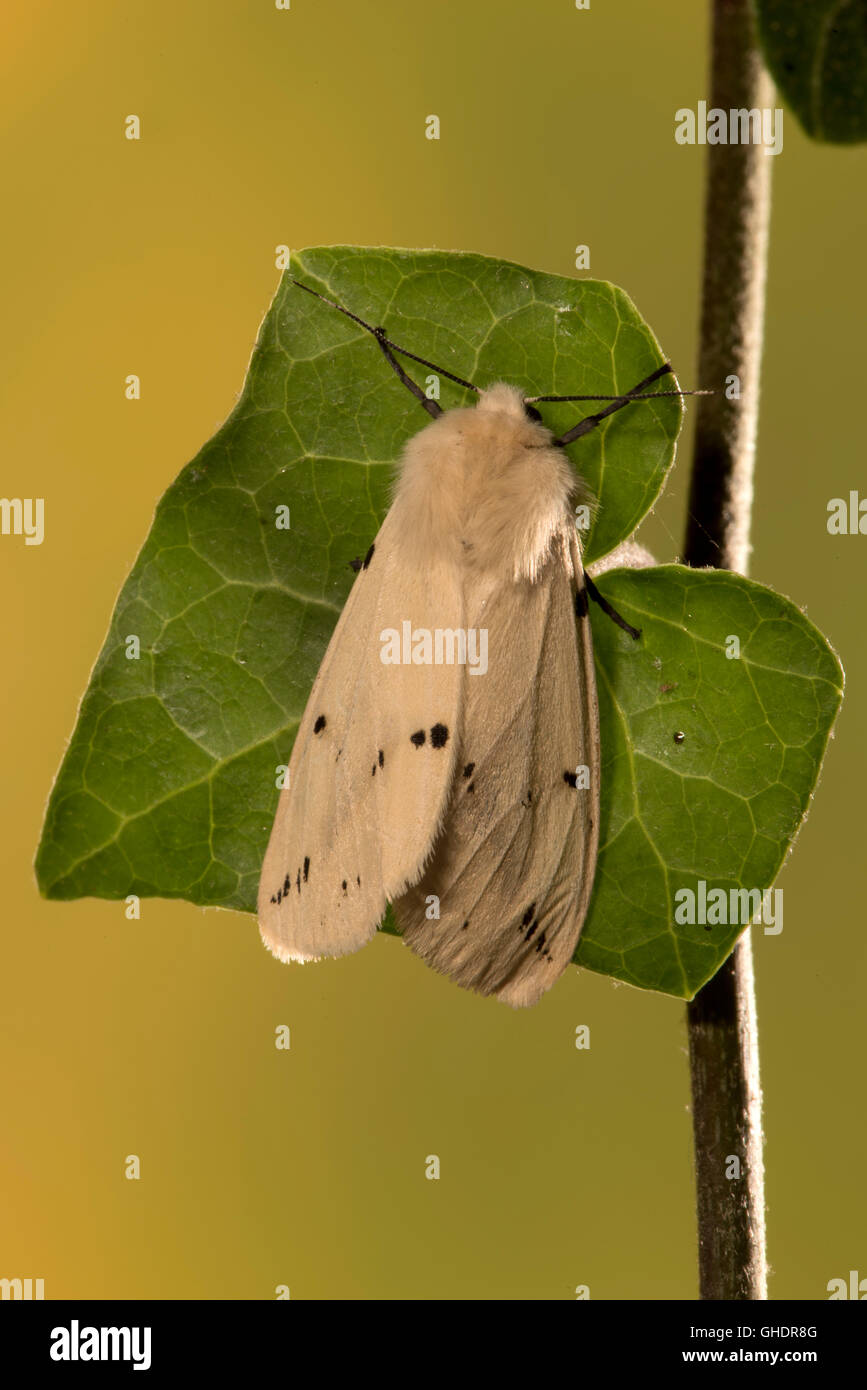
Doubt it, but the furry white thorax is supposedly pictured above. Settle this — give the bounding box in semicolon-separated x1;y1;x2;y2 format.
391;383;582;582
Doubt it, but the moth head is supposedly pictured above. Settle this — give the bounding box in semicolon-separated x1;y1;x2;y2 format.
476;383;546;430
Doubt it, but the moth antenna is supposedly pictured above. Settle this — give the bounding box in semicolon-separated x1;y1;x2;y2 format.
583;572;641;641
290;278;477;416
377;341;479;395
290;277;381;334
683;508;723;558
529;389;713;402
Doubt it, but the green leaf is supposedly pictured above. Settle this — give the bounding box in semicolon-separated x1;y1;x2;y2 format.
755;0;867;144
35;247;843;999
574;565;843;996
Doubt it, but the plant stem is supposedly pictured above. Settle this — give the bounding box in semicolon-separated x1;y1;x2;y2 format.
683;0;775;1300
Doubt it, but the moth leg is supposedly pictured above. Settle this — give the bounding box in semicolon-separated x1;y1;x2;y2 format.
553;363;673;446
373;328;443;420
583;572;641;641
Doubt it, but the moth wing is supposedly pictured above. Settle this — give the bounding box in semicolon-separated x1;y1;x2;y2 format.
258;505;463;964
395;527;600;1007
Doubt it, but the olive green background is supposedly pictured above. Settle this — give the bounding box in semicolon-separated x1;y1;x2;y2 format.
1;0;864;1300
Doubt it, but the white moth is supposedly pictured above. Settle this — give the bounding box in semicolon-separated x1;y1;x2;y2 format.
258;282;680;1007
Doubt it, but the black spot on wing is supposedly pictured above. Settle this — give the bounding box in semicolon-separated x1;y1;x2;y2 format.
564;770;578;788
430;723;449;748
378;749;384;768
303;857;310;883
463;762;475;779
314;715;326;734
410;730;426;747
575;587;589;619
462;920;470;931
522;903;536;927
362;542;375;570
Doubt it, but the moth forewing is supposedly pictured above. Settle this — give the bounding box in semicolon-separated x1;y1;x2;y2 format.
257;501;463;965
396;515;601;1009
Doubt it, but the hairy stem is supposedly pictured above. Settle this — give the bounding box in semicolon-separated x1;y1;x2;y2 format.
683;0;775;1300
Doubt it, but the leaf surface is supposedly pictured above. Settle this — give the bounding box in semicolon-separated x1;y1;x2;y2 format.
36;248;843;997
